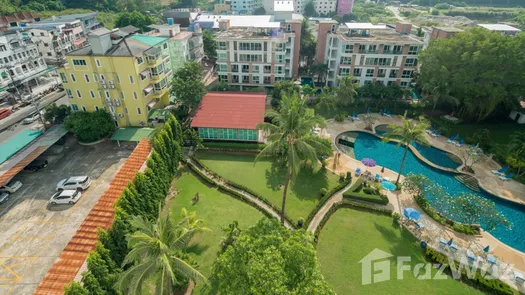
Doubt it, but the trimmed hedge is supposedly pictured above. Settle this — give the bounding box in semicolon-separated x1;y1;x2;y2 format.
343;192;389;205
314;199;393;243
415;196;480;235
424;248;517;295
202;142;266;151
304;175;352;227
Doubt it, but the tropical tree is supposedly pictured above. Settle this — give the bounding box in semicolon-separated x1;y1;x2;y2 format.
362;113;377;131
300;17;316;66
256;93;331;224
334;75;358;106
202;29;216;57
509;131;525;176
421;66;459;111
301;84;316;102
309;63;329;86
315;87;337;112
402;173;430;197
383;118;430;185
115;208;208;294
171;61;207;116
450;193;510;231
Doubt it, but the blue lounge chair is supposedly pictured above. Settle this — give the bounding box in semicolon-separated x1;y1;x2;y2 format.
450;243;458;251
355;168;361;176
514;271;525;284
455;140;464;147
439;237;447;246
431;131;441;137
500;173;515;181
352;112;360;121
487;254;497;265
379;109;384;116
426;127;435;134
466;250;476;262
375;174;381;182
447;136;456;144
385;110;391;118
491;167;508;176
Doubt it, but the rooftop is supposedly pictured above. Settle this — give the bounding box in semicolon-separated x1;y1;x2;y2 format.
111;127;155;142
335;24;423;43
345;22;387;30
215;27;289;39
274;0;294;12
43;12;97;22
68;33;162;57
191;92;267;130
477;24;521;32
194;14;302;29
433;26;464;33
119;25;140;34
130;35;168;46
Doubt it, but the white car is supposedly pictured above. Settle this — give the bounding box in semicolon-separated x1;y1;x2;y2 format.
49;190;82;205
56;176;92;191
0;180;22;193
22;112;40;124
0;192;9;204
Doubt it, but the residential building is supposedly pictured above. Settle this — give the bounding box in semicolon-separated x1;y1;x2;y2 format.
0;12;40;31
429;27;463;40
146;24;205;70
477;24;521;37
0;30;50;97
318;22;423;87
191;91;266;142
163;9;201;27
215;2;232;14
314;0;337;16
43;13;101;35
230;0;263;14
213;14;303;88
59;28;172;127
337;0;354;15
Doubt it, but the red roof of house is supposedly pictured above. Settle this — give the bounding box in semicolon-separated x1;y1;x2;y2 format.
191;92;266;130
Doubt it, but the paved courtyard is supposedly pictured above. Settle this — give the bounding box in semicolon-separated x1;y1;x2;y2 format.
0;137;131;295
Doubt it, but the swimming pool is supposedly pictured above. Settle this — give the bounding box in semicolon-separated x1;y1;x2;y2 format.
339;131;525;252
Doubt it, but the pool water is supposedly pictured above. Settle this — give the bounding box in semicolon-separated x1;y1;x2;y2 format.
343;131;525;252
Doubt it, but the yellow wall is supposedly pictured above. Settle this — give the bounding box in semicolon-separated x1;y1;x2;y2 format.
59;49;170;127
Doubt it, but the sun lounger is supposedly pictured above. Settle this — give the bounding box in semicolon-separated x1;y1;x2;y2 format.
375;174;381;182
356;168;361;176
514;272;525;283
487;254;497;265
450;243;458;251
439;237;447;246
500;174;513;181
455;140;464;147
491;167;509;176
466;250;476;261
385;110;391;118
431;131;441;137
426;127;435;134
415;221;425;229
447;136;456;144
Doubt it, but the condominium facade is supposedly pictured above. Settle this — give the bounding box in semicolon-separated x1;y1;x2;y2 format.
215;15;302;88
231;0;263;13
336;0;354;15
59;28;172;127
315;0;337;15
317;22;423;87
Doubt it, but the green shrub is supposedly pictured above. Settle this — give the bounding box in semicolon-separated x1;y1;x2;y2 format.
349;178;364;192
64;110;115;143
304;177;352;226
297;217;304;228
339;173;345;182
343;191;389;205
334;113;345;122
346;171;352;181
202;142;266;151
392;212;401;225
320;188;328;196
363;187;379;195
415;196;480;235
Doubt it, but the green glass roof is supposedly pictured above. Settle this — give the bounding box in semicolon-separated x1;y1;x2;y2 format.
130;35;168;47
111;127;155;142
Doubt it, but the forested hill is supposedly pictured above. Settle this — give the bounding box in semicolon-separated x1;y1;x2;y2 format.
408;0;525;7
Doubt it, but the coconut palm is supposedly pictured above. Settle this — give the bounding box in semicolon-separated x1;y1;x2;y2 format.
383;118;430;185
315;87;337;112
256;93;330;225
509;132;525;176
115;208;208;294
335;75;358;106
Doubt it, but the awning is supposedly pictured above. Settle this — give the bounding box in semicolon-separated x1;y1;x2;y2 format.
143;85;153;93
147;99;157;108
111;127;155;142
73;38;86;46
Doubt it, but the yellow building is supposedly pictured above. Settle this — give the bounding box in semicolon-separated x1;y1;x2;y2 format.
59;28;172;127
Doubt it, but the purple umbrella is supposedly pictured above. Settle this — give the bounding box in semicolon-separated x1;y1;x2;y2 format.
361;158;376;167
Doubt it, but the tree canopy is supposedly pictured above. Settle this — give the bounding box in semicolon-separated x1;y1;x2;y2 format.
202;29;216;57
170;61;207;115
115;11;155;32
419;28;525;121
64;110;115;143
213;218;335;295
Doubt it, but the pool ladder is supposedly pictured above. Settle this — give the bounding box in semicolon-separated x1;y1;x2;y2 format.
454;174;481;192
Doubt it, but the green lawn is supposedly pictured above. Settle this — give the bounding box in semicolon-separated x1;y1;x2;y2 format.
168;169;264;294
317;209;483;295
195;152;340;222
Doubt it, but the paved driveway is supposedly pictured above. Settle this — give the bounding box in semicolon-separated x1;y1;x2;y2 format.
0;136;130;295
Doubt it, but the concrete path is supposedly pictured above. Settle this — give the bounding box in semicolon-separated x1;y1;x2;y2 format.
307;181;352;233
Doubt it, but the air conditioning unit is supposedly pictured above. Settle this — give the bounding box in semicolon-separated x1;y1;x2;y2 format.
108;84;115;89
108;80;114;85
100;80;106;84
118;113;123;118
113;98;120;106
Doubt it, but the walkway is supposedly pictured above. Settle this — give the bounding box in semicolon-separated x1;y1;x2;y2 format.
186;159;294;230
307;181;352;233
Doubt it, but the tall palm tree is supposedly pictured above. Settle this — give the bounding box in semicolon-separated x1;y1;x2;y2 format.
256;93;330;225
315;86;336;112
115;208;208;294
509;132;525;176
335;75;358;106
383;118;430;185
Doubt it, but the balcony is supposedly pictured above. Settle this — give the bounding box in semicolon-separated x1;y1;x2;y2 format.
383;50;403;55
353;73;362;77
366;50;378;54
377;73;386;78
152;87;168;98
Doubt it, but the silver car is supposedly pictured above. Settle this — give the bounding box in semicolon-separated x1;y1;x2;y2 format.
49;190;82;205
56;176;92;191
22;113;40;124
0;192;9;204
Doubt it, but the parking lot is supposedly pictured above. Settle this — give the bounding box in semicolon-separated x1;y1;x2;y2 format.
0;136;131;295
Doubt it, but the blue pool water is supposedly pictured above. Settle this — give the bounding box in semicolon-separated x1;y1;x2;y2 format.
345;131;525;252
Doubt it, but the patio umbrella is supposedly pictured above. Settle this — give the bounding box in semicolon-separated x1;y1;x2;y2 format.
403;208;421;221
361;158;376;167
381;181;396;191
447;238;454;246
483;246;490;253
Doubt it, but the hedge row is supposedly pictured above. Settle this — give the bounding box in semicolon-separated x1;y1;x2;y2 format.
425;248;517;295
202;142;266;151
343;192;389;205
314;199;393;244
415;196;480;235
304;173;352;227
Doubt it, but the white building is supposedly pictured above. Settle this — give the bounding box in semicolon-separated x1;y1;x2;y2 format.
231;0;263;13
477;24;521;37
317;22;424;87
0;31;50;98
314;0;337;15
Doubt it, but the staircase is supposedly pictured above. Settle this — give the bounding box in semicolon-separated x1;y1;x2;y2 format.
454;174;480;192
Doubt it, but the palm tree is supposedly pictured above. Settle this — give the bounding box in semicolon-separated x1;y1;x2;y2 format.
509;132;525;176
383;118;430;185
315;86;336;112
115;208;208;294
335;75;358;106
256;93;330;225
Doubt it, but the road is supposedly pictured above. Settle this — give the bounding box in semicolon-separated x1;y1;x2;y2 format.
0;91;67;132
387;6;405;21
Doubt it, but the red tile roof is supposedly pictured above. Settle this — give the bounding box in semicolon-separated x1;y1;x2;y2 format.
33;139;151;295
190;92;266;130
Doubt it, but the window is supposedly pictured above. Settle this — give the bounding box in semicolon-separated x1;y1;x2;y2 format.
400;81;409;87
133;92;138;100
105;91;110;98
100;74;105;80
343;44;353;53
404;58;418;67
219;75;228;82
137;56;144;65
137;107;142;115
217;53;227;61
217;41;226;50
95;59;101;67
253;75;259;83
116;74;120;84
366;69;374;77
89;90;95;98
60;73;68;83
239;54;262;62
339;68;350;76
340;56;352;65
95;105;100;111
389;69;398;78
125;107;129;114
65;89;73;98
218;64;227;72
408;45;420;55
402;70;413;78
393;45;402;53
81;105;87;112
253;65;259;73
365;58;391;66
120;91;124;99
358;45;366;52
353;68;362;77
70;73;76;82
72;59;87;66
239;42;262;51
84;74;90;83
71;104;79;111
0;45;5;51
76;90;82;98
47;52;52;57
93;74;98;82
129;75;134;84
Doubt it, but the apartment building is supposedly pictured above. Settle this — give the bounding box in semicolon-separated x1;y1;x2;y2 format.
0;31;50;97
0;12;40;31
317;21;423;87
337;0;354;15
230;0;263;13
43;13;101;35
214;14;302;88
59;28;172;127
315;0;337;15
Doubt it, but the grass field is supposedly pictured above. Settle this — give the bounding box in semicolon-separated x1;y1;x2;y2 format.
195;152;340;223
317;209;483;295
168;169;264;294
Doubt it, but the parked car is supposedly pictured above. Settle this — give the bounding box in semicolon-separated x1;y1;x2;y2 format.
49;190;82;205
0;180;22;193
22;112;41;124
56;176;92;191
24;159;48;172
0;108;12;120
0;192;9;204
